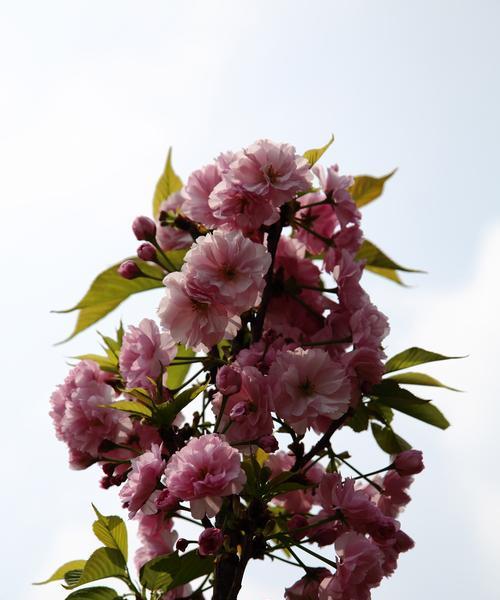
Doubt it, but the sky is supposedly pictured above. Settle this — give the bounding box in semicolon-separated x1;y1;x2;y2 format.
1;0;499;598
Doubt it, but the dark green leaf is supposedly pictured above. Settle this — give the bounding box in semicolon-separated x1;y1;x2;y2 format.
64;587;120;600
367;402;394;425
347;403;369;432
153;148;183;218
106;400;153;419
166;344;196;389
371;423;412;454
64;570;84;586
372;380;429;403
385;347;464;374
140;550;213;592
33;560;86;585
64;548;126;589
385;371;461;392
155;383;207;426
92;506;128;562
303;134;334;166
349;170;396;208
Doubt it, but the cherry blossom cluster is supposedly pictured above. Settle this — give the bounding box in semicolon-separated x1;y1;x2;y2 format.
49;139;427;600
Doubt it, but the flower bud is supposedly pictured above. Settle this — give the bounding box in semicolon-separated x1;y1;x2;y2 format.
392;450;424;476
216;365;242;395
132;216;157;241
394;530;415;553
176;538;189;552
229;401;248;422
137;242;157;262
155;489;180;513
257;434;279;453
198;528;224;557
118;260;141;279
287;514;308;540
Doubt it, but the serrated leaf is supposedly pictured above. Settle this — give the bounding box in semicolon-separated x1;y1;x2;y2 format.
385;371;461;392
65;586;120;600
356;240;422;288
140;550;212;592
371;423;411;454
153;148;183;218
303;134;334;167
155;382;207;426
349;170;396;208
33;560;87;585
166;344;196;390
385;347;464;374
64;548;126;589
92;506;128;562
106;400;152;418
64;570;84;586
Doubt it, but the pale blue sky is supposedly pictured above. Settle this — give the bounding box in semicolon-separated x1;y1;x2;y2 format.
1;1;499;599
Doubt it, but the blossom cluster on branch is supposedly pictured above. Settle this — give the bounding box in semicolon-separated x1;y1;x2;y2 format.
41;138;457;600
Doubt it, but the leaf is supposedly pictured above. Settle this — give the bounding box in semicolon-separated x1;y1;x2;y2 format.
349;170;396;208
371;423;411;454
347;403;369;432
385;371;461;392
356;240;422;286
155;382;207;426
385;347;464;374
140;550;213;592
64;587;120;600
166;344;196;390
106;400;153;419
303;134;334;167
255;447;269;467
371;380;430;403
153;148;183;218
92;506;128;562
64;570;84;586
73;354;119;373
64;548;126;589
364;265;405;285
33;560;87;585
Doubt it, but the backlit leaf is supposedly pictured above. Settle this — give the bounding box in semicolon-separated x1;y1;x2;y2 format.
371;423;412;454
64;548;126;589
64;586;120;600
140;550;213;592
106;400;153;419
385;371;461;392
33;560;87;585
155;382;207;426
166;344;196;390
153;148;183;218
303;135;334;167
350;170;396;208
385;347;464;373
92;506;128;562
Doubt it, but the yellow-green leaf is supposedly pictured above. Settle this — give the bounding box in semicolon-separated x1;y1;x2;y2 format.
140;550;213;592
156;382;207;427
106;400;153;418
303;134;334;167
92;506;129;562
153;148;183;218
65;587;120;600
166;344;196;389
350;170;396;208
385;371;462;392
33;560;87;585
357;240;423;286
371;423;412;454
385;347;464;373
64;548;126;589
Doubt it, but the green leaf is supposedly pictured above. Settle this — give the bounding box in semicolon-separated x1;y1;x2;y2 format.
347;403;369;432
367;402;394;425
64;548;126;589
106;400;153;418
64;570;84;587
372;380;429;402
140;550;213;592
356;240;422;286
385;371;461;392
385;347;464;374
92;506;128;562
153;147;183;218
73;354;119;373
349;170;396;208
303;134;334;167
155;383;207;426
64;587;120;600
166;344;196;389
371;423;412;454
33;560;87;585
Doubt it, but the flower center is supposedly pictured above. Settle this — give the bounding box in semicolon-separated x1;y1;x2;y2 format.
299;378;315;396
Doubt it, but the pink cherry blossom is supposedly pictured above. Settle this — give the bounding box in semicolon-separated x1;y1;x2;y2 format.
156;192;193;251
134;511;177;570
350;302;390;349
271;348;351;433
50;360;132;463
119;444;166;518
119;318;177;391
285;568;332;600
182;163;222;227
216;364;242;396
295;191;337;254
392;450;424;476
164;434;246;519
183;230;271;313
314;164;358;228
198;527;224;556
158;271;240;352
378;471;414;517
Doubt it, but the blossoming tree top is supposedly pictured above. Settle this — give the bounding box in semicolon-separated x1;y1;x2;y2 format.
38;137;460;600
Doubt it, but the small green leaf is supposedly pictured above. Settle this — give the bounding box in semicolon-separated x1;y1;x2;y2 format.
349;170;396;208
153;148;183;218
356;240;423;286
155;383;207;427
64;548;126;589
303;134;334;167
64;587;121;600
106;400;153;418
33;560;87;585
385;347;464;374
64;570;84;586
364;265;405;285
140;550;213;592
166;344;196;390
92;505;128;562
347;403;370;432
385;371;461;392
73;354;119;373
371;380;429;403
371;423;412;454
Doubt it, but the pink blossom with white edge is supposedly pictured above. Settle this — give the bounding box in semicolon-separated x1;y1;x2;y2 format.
270;348;351;434
119;318;177;391
158;271;240;352
183;230;271;313
285;568;332;600
182;163;222;227
164;434;246;519
119;444;166;518
350;302;390;349
295;191;337;255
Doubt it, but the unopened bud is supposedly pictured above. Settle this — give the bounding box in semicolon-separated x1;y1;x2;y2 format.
132;216;157;241
137;242;157;262
118;260;141;279
176;538;189;552
258;434;279;453
198;528;224;557
392;450;424;476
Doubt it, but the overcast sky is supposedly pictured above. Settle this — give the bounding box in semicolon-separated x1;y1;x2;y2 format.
1;1;499;599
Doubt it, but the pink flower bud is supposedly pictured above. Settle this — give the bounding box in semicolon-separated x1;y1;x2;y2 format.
176;538;189;552
394;530;415;553
393;450;424;476
155;489;180;512
198;527;224;556
216;365;242;395
118;260;141;279
132;216;157;241
137;242;157;262
257;434;279;453
229;401;248;422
